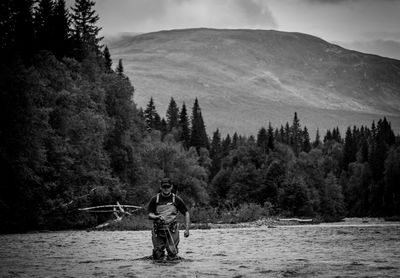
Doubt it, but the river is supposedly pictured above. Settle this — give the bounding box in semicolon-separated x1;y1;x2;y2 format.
1;222;400;277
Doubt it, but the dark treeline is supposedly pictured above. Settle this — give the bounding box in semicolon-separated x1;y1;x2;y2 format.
1;0;399;233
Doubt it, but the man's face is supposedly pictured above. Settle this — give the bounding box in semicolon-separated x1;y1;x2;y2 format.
160;184;172;195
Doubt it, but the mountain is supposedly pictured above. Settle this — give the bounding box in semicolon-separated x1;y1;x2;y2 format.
107;28;400;136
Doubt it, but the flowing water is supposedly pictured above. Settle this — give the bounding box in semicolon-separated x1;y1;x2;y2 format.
1;222;400;277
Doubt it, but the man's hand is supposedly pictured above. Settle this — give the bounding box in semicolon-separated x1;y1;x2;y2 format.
184;230;189;237
157;215;165;222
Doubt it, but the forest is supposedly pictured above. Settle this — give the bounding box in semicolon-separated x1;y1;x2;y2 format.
1;0;399;233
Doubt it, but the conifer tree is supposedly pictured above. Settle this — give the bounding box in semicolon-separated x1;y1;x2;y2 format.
290;112;302;155
52;0;71;58
324;129;333;142
343;127;357;169
257;127;268;154
232;132;239;149
313;128;321;148
190;98;208;150
166;97;179;131
12;0;36;62
279;125;285;143
144;97;160;131
116;59;124;75
71;0;102;59
284;122;290;145
160;118;168;138
103;46;112;71
179;102;190;149
222;134;232;156
34;0;55;51
267;123;275;151
210;129;222;178
302;126;311;153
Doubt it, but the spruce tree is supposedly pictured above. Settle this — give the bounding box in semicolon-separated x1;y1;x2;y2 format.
71;0;102;59
257;127;268;154
166;97;179;131
116;59;124;75
302;126;311;153
313;128;321;148
284;122;290;145
343;127;357;169
210;129;222;179
103;46;112;72
13;0;36;62
52;0;71;58
190;98;208;150
222;134;232;156
144;97;160;131
267;123;275;151
34;0;55;51
232;132;239;149
290;112;301;155
179;102;190;149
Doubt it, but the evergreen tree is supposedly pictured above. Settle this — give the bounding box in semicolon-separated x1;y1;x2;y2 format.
279;125;285;143
34;0;55;51
342;127;357;169
313;128;321;148
210;129;222;179
267;123;275;151
222;134;232;156
103;45;112;72
116;59;124;75
166;97;179;131
160;118;168;139
383;146;400;215
324;129;333;143
284;122;290;145
144;97;160;131
290;112;301;155
179;102;190;149
12;0;36;62
302;126;311;152
257;127;268;154
232;132;239;149
190;98;208;151
71;0;102;59
52;0;71;58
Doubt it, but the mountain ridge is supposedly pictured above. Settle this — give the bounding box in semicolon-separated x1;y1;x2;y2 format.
107;28;400;136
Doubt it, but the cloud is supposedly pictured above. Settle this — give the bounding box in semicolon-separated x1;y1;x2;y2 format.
89;0;277;35
338;39;400;60
306;0;400;3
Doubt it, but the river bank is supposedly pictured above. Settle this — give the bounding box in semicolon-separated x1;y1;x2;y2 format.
93;216;397;232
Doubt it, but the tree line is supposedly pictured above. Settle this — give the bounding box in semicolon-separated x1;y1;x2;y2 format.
1;0;399;233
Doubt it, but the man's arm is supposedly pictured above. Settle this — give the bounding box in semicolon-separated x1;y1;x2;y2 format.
184;211;190;237
148;212;162;221
148;197;162;221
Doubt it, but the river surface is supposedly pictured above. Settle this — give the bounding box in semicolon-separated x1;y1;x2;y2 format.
1;222;400;277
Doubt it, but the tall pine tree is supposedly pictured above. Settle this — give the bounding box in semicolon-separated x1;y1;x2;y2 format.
179;102;190;149
190;98;209;151
166;97;179;131
71;0;102;59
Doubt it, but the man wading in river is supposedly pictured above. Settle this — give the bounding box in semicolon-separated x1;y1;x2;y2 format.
148;178;190;260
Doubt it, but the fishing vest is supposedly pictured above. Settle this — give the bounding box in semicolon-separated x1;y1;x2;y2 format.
156;193;177;225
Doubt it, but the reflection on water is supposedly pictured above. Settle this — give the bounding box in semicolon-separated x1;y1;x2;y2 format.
1;223;400;277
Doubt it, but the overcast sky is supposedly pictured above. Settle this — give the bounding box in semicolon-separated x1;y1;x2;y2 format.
71;0;400;59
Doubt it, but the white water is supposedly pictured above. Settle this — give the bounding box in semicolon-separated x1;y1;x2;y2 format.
1;222;400;277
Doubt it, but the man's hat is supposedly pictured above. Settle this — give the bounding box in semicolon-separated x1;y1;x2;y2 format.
160;178;172;188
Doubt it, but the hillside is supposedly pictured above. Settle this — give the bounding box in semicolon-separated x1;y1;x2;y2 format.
107;28;400;136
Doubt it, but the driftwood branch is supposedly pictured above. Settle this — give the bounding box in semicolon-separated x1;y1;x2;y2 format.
78;204;142;211
278;218;313;222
